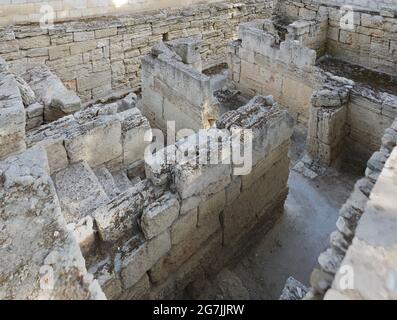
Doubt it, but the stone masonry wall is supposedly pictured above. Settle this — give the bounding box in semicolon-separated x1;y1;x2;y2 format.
0;0;223;26
0;146;106;300
325;145;397;300
75;96;294;300
229;17;397;166
307;116;397;299
0;58;26;160
128;96;295;299
142;39;220;135
306;73;397;167
228;19;323;126
0;0;274;102
279;0;397;77
313;0;397;12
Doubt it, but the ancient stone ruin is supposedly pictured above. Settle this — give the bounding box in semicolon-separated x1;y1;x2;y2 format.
0;0;397;300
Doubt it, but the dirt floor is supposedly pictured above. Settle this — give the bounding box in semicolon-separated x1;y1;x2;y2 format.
316;56;397;96
193;129;361;299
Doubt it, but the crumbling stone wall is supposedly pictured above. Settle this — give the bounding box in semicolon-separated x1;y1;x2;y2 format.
61;96;293;300
1;53;296;299
325;146;397;300
26;93;148;174
229;17;397;167
0;0;273;102
307;78;350;166
307;74;397;167
0;0;253;26
142;38;220;135
0;147;105;299
344;90;397;166
228;19;320;126
115;96;294;299
0;58;26;160
313;0;397;12
279;0;397;77
307;116;397;299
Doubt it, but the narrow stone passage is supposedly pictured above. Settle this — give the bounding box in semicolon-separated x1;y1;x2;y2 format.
190;131;360;299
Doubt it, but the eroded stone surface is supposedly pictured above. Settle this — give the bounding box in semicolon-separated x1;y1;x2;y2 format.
0;147;105;299
22;65;81;122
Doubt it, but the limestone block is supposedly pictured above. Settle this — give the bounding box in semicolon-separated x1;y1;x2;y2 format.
149;227;222;285
174;161;231;199
93;166;121;199
48;44;71;60
89;258;122;300
223;159;288;245
197;190;225;239
54;161;109;223
329;230;350;254
318;248;344;275
26;116;79;173
141;192;180;240
118;273;151;300
117;92;138;112
67;216;96;255
64;116;122;168
171;208;198;246
0;59;26;160
367;150;389;172
22;65;81;121
217;95;294;168
94;185;144;243
76;70;111;92
279;39;316;70
308;104;347;146
311;89;343;108
0;147;105;300
241;141;289;190
166;37;203;71
18;35;50;50
118;108;151;166
279;276;309;300
26;116;43;130
14;75;36;106
310;268;334;295
25;102;43;119
121;232;171;289
145;145;176;186
180;196;201;215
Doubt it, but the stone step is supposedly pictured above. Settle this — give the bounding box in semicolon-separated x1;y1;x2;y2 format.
94;166;121;199
111;170;135;194
0;147;105;299
53;161;109;224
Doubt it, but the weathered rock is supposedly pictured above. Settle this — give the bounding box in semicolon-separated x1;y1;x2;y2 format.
310;269;334;295
14;75;36;106
141;192;180;240
93;180;159;242
22;65;81;121
0;58;26;160
64;115;123;167
121;232;171;289
318;248;344;275
54;161;109;223
0;147;105;300
118;108;151;166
